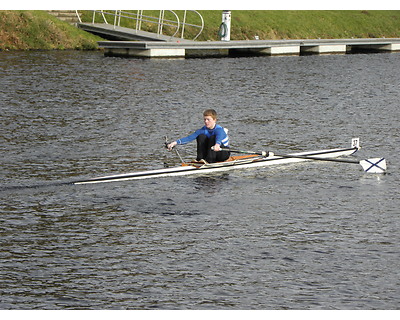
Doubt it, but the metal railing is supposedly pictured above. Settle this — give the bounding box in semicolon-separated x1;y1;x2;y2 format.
75;10;82;23
80;10;204;40
180;10;204;40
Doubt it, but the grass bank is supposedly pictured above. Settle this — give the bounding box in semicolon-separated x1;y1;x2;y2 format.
81;10;400;41
0;10;101;50
198;10;400;40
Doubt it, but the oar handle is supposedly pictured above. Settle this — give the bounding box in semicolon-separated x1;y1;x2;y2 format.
165;136;184;163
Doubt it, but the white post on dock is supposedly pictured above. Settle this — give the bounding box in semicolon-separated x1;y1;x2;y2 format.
220;10;231;41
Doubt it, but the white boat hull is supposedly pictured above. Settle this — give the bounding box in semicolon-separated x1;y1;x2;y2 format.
74;141;359;185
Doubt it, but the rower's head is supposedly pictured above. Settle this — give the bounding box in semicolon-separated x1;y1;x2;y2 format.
203;109;217;120
203;109;218;129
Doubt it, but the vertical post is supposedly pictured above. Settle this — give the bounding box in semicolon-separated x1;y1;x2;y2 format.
181;10;187;38
75;10;82;23
158;10;165;36
220;10;231;41
113;10;118;29
137;10;142;31
117;10;121;27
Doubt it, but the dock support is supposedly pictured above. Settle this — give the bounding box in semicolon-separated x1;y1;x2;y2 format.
301;44;347;55
266;46;300;56
104;48;185;58
186;48;229;58
348;43;400;53
391;43;400;51
98;38;400;59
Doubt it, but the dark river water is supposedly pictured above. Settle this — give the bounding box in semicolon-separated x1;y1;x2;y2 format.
0;50;399;309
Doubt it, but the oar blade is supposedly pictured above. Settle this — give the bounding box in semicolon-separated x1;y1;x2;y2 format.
360;158;387;173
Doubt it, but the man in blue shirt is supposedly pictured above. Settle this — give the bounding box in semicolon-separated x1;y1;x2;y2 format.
167;109;230;163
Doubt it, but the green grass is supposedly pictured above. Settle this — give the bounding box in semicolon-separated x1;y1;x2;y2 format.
0;10;102;50
80;10;400;40
201;10;400;40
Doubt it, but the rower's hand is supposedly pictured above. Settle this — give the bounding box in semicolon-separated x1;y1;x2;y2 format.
167;141;177;151
212;144;221;152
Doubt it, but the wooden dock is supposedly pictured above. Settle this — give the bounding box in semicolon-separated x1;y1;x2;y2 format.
98;38;400;58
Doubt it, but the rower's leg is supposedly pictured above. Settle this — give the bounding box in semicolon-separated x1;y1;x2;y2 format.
198;135;231;163
203;136;216;163
205;136;229;163
196;134;208;161
216;145;230;162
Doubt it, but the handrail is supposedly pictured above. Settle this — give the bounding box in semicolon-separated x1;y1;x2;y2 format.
80;10;204;40
158;10;180;38
181;10;204;40
75;10;82;23
117;10;180;36
91;10;109;24
88;10;179;39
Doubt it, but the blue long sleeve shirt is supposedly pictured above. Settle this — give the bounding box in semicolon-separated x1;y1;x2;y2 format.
176;125;229;147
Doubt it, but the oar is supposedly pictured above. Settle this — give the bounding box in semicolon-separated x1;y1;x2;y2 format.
218;147;387;173
165;136;184;163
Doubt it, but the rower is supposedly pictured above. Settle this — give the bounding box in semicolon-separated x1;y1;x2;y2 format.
167;109;231;163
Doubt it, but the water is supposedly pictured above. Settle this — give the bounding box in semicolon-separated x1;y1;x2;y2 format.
0;51;399;309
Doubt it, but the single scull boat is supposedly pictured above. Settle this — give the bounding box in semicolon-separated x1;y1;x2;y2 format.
73;138;386;185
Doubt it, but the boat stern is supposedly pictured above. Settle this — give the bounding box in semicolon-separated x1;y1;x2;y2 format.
351;137;360;152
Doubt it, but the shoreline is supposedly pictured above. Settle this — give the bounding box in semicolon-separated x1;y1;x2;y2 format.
1;10;400;51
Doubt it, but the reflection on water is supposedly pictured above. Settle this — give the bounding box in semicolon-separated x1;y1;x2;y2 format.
1;51;399;309
192;174;230;192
